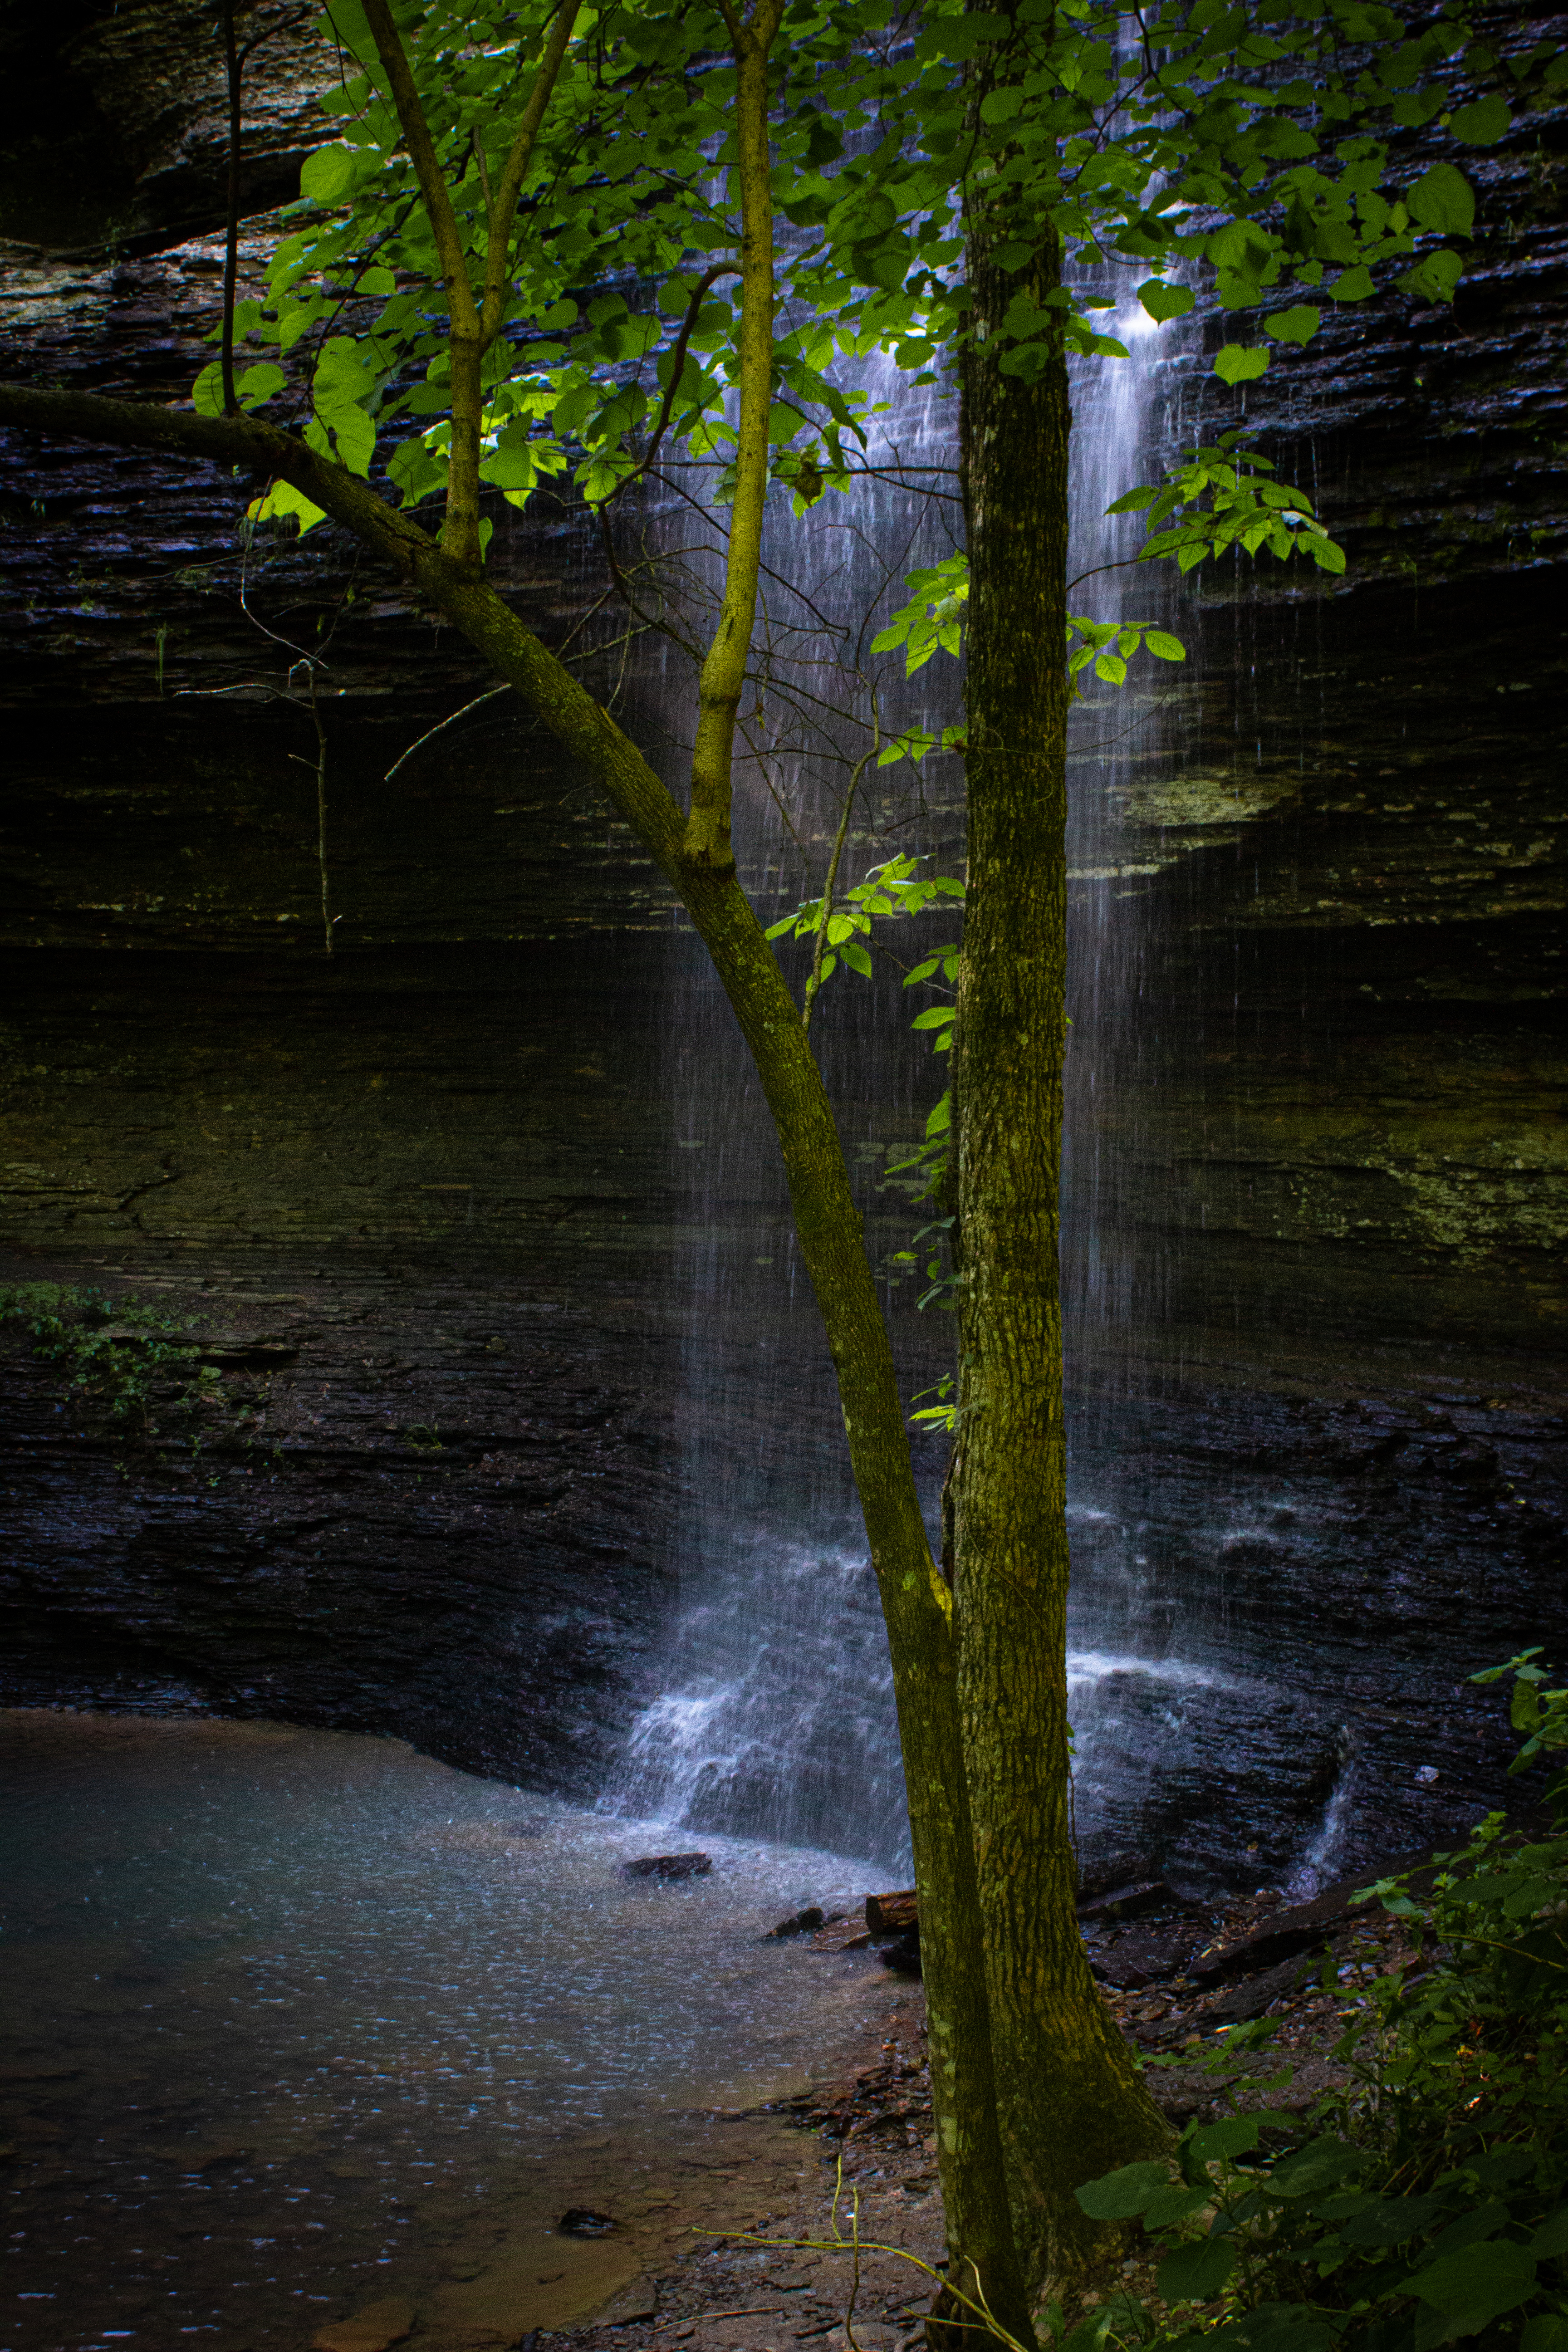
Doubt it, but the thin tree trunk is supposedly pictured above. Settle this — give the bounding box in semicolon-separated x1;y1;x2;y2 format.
956;185;1169;2297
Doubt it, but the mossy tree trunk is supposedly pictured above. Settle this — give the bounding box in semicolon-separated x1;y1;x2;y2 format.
955;130;1171;2298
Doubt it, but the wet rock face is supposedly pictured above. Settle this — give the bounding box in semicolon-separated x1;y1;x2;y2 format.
0;1252;686;1789
0;1250;686;1792
1068;1372;1567;1891
1071;1671;1344;1898
0;938;698;1787
0;0;334;255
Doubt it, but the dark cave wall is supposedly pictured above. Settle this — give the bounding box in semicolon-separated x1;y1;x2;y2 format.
0;0;1564;1844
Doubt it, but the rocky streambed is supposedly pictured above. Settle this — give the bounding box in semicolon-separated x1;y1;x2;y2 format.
546;1851;1455;2352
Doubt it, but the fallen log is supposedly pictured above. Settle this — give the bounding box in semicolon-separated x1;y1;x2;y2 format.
865;1888;917;1935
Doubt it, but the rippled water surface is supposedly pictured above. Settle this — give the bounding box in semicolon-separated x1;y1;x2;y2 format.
0;1712;891;2350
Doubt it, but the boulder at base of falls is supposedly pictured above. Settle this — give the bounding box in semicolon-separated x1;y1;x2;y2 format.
621;1851;713;1881
559;2208;617;2237
1071;1669;1343;1896
763;1905;825;1940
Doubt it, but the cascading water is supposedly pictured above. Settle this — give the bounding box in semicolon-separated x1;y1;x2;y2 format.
607;292;1244;1884
1060;282;1205;1650
606;354;963;1873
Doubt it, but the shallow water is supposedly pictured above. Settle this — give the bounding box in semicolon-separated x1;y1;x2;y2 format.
0;1712;895;2351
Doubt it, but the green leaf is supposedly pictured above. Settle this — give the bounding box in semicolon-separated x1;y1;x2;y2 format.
1409;162;1476;237
1409;2241;1536;2335
300;144;354;206
1210;2307;1335;2352
249;477;325;535
1215;345;1270;385
979;87;1024;123
1450;95;1511;144
911;1007;956;1033
1270;2138;1367;2200
319;402;376;475
1158;2237;1236;2303
1264;306;1320;345
1521;2321;1568;2352
1139;279;1196;323
1074;2160;1173;2221
1513;1682;1545;1730
236;362;286;407
1144;630;1186;661
1529;2210;1568;2259
1142;2184;1211;2228
1187;2116;1263;2164
481;447;537;491
1401;250;1464;304
840;942;873;977
191;360;226;417
1093;651;1127;684
1337;2195;1447;2246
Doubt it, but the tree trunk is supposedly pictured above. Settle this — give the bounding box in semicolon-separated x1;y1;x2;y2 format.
955;195;1170;2294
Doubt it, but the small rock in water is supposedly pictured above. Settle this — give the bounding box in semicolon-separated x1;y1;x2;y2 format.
764;1905;825;1940
1414;1765;1440;1785
559;2207;618;2236
622;1852;713;1881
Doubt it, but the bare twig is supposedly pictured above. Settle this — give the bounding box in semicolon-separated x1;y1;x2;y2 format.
384;684;513;782
286;663;336;953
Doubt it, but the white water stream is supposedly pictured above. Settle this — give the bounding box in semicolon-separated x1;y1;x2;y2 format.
607;289;1228;1873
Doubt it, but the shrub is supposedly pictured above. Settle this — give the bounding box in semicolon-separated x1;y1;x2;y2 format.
1064;1653;1568;2352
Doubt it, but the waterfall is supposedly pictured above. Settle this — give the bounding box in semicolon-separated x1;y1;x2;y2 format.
606;295;1205;1872
1060;280;1204;1655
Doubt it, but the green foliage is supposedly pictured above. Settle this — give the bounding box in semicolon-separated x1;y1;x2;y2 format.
764;855;963;990
1063;1654;1568;2352
871;549;1187;707
223;0;1527;549
1106;435;1346;576
1067;618;1187;692
767;860;964;1338
872;556;970;677
1475;1650;1568;1810
0;1284;200;1431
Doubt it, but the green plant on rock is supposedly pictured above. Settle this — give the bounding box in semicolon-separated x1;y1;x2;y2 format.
0;1284;202;1435
1065;1653;1568;2352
